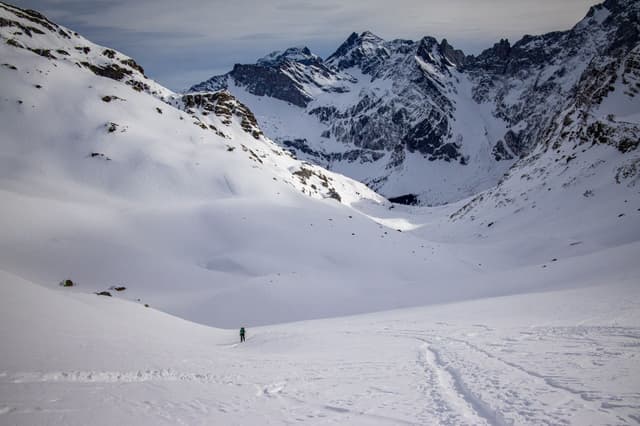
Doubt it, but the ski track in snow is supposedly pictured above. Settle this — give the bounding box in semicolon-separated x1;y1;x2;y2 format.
377;326;640;426
425;342;509;426
2;323;639;425
418;341;492;425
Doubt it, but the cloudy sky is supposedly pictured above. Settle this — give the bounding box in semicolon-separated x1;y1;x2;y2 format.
15;0;598;91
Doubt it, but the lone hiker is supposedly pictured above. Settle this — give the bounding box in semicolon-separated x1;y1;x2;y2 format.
240;327;246;343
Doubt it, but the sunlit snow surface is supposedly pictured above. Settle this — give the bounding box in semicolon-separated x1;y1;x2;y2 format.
1;3;640;424
1;271;639;425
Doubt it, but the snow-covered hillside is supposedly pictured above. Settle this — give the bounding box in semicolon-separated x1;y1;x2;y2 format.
1;0;639;324
1;2;446;328
0;2;512;329
1;270;639;425
0;2;381;207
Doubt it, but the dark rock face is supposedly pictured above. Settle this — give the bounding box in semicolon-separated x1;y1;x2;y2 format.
191;63;312;107
466;39;512;73
230;63;312;107
492;130;529;161
502;131;525;159
282;139;385;165
416;37;449;74
492;140;514;161
326;31;390;74
190;74;228;92
388;194;420;205
82;61;132;80
403;110;454;160
257;46;321;67
190;46;350;108
438;39;468;67
181;91;262;139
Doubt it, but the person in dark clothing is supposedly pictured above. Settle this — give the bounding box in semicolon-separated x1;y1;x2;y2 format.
240;327;245;342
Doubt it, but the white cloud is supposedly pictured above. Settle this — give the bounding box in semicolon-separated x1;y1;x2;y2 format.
15;0;599;90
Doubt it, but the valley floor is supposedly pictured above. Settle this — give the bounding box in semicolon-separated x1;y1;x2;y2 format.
1;270;638;425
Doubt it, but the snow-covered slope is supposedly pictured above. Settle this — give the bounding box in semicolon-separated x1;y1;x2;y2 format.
0;2;382;207
1;0;639;327
1;269;639;425
1;2;466;328
0;2;527;329
191;0;639;207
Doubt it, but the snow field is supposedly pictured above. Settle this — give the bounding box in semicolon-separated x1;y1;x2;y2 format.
1;271;638;425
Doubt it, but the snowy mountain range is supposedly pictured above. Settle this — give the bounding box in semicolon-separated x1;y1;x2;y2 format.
191;0;640;206
0;0;638;324
1;1;640;424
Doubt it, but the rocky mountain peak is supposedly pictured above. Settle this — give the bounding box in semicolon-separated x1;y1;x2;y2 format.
332;31;385;50
438;38;468;67
483;38;511;62
358;30;385;44
415;36;449;72
189;42;348;108
599;0;640;54
599;0;639;16
257;46;321;66
325;30;389;73
416;36;438;51
569;0;638;51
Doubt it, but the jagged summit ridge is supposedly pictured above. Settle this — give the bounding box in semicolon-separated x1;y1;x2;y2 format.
190;43;352;108
325;31;390;73
188;0;639;205
257;46;321;66
189;32;492;204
